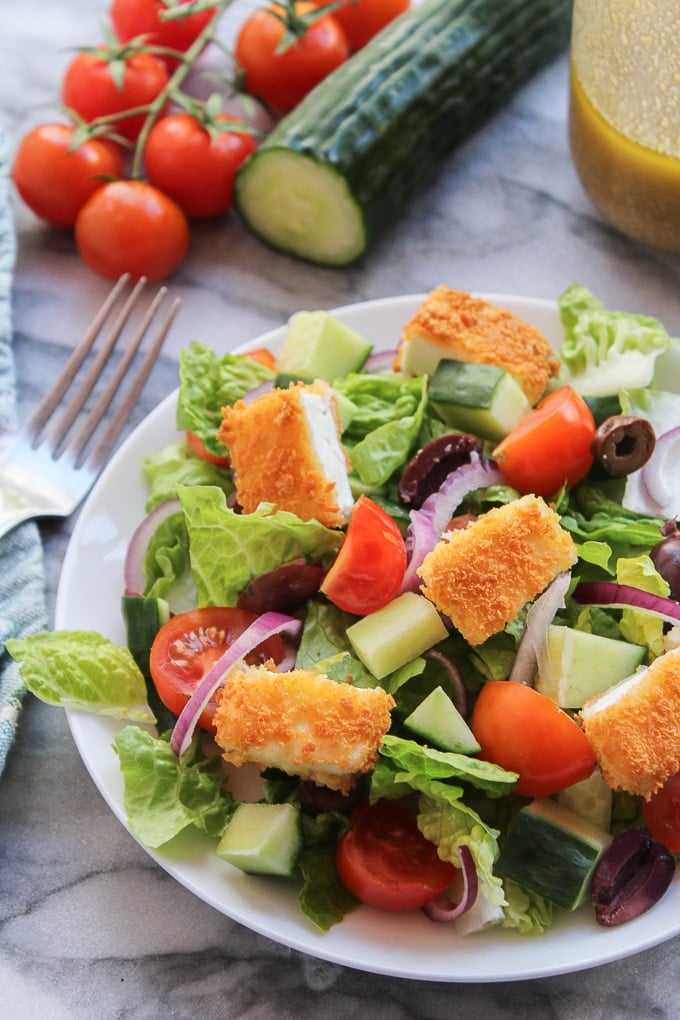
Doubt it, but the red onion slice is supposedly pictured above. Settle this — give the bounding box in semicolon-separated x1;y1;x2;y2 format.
509;571;571;685
574;581;680;623
363;348;398;373
124;498;182;596
424;648;468;718
170;612;302;757
422;845;478;922
641;426;680;511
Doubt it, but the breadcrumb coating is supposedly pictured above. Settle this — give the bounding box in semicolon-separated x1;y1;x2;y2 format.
395;285;560;404
580;646;680;800
213;663;395;794
218;381;351;528
418;494;578;646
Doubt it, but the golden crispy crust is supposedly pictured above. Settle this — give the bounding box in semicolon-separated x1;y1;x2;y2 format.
213;664;395;794
396;286;560;404
217;382;349;528
418;494;577;646
580;647;680;800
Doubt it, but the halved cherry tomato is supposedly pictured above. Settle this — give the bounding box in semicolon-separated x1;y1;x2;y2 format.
234;1;349;113
470;681;596;797
643;772;680;853
242;347;278;371
110;0;218;69
492;386;596;498
320;495;406;616
336;799;456;911
315;0;410;50
11;123;124;228
185;431;230;466
75;179;189;282
149;607;287;731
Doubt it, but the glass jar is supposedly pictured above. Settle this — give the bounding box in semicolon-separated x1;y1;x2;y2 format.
569;0;680;254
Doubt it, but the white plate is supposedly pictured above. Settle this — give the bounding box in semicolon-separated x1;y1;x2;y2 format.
56;293;680;983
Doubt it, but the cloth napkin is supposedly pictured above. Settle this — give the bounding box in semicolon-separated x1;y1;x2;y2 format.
0;129;49;775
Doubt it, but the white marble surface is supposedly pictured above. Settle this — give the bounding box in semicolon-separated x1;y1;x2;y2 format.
3;1;680;1017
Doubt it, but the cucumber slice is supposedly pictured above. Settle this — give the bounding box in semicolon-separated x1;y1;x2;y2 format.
428;359;530;441
235;150;366;265
403;685;480;754
346;592;448;680
496;797;613;910
536;625;647;709
557;769;613;833
216;802;303;877
278;310;373;381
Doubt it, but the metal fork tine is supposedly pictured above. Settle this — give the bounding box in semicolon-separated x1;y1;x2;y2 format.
86;295;181;470
68;285;170;464
48;275;149;453
26;273;132;443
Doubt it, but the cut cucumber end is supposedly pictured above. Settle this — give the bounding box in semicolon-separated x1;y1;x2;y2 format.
235;149;366;266
279;310;373;381
216;802;303;877
404;685;481;754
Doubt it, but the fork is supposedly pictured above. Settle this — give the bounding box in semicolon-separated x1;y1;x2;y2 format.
0;274;180;540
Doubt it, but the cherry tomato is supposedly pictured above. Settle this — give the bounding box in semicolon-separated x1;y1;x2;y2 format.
492;386;596;498
110;0;217;68
240;347;278;371
62;48;169;141
144;112;257;219
315;0;410;50
75;179;190;282
336;799;456;911
149;607;287;730
234;1;349;113
11;123;124;228
185;430;231;466
471;681;596;798
320;495;406;616
643;772;680;853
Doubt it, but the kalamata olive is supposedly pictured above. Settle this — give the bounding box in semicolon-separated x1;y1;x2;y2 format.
237;559;324;614
591;826;675;927
590;415;656;477
298;776;367;816
399;433;482;508
651;520;680;600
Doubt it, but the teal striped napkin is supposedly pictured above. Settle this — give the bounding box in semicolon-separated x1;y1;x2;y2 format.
0;130;49;774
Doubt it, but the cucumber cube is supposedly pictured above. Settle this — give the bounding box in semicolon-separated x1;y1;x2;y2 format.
428;359;529;442
216;802;302;877
347;592;448;680
496;797;612;910
278;310;373;381
404;685;480;754
536;625;646;709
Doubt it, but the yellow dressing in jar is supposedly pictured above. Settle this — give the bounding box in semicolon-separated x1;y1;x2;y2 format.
569;0;680;253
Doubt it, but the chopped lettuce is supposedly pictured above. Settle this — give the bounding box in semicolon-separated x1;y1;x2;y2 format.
143;440;234;512
616;555;670;659
377;735;519;800
178;485;343;607
141;509;196;613
558;283;674;397
298;812;358;930
501;878;553;935
176;342;275;459
6;631;154;722
113;726;234;847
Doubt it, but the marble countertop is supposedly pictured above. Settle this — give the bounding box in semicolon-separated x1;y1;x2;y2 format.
2;1;680;1017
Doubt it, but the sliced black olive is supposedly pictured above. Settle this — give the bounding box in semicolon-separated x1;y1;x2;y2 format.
399;433;482;508
237;559;324;614
591;415;656;478
591;826;675;927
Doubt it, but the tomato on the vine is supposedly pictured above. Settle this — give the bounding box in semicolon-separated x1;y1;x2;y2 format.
234;1;349;113
144;112;258;218
643;772;680;853
110;0;218;67
320;495;407;616
471;681;596;798
75;179;189;282
336;799;456;911
492;385;596;498
315;0;410;50
61;47;170;141
149;607;287;731
11;123;124;228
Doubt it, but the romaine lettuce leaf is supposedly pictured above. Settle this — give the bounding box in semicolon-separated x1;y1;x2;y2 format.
377;735;518;799
142;509;196;613
298;812;358;930
178;485;343;607
558;284;674;397
113;725;234;847
176;342;275;459
501;877;553;935
6;631;154;722
143;441;234;512
617;554;670;658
